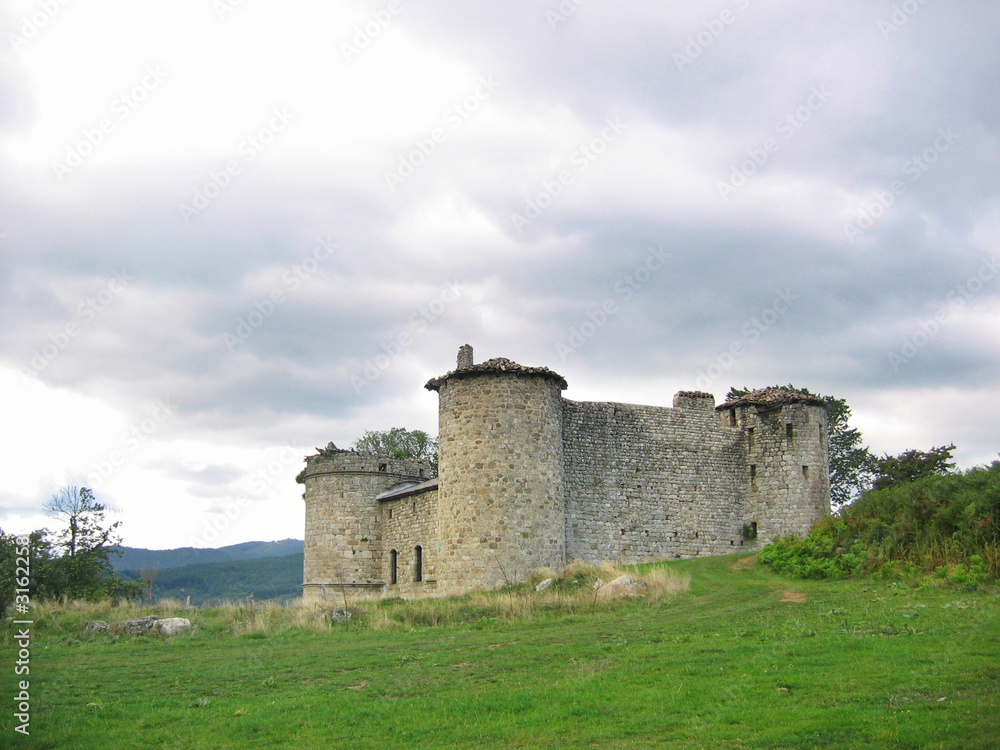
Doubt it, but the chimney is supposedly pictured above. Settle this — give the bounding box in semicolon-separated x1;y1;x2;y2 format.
457;344;474;371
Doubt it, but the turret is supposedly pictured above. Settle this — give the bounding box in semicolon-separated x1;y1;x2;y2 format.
717;389;830;544
425;346;568;593
298;446;429;602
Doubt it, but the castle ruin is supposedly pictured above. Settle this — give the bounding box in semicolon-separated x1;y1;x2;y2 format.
298;345;829;600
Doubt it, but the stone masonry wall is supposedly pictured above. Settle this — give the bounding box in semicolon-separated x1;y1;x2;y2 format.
729;403;830;543
563;397;750;562
435;373;566;594
300;453;428;603
381;488;439;597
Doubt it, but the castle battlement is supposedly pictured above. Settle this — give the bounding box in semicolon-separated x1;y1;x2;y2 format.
300;346;830;600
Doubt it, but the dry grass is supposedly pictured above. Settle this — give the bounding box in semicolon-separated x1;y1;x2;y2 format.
20;560;691;641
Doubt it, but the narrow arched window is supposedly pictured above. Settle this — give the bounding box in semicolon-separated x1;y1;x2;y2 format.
390;549;398;585
414;545;423;582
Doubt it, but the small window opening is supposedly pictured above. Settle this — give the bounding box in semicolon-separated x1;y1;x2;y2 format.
388;508;393;519
419;468;425;478
378;463;387;472
729;408;737;427
786;424;794;444
750;464;757;490
802;465;810;481
390;549;398;585
412;501;417;512
414;545;423;582
747;427;755;450
818;424;824;446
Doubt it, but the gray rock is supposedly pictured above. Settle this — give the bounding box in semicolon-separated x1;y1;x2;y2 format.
85;620;110;633
329;608;352;623
155;617;192;636
120;616;160;635
535;577;554;592
597;575;649;599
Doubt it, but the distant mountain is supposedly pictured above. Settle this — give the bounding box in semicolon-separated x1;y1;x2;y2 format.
109;538;304;573
119;553;304;606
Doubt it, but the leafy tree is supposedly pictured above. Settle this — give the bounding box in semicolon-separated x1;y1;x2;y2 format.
727;385;878;509
873;444;956;491
352;428;439;476
0;529;61;610
0;530;26;614
41;487;142;601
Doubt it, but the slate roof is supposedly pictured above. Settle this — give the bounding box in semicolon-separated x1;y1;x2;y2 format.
375;477;439;501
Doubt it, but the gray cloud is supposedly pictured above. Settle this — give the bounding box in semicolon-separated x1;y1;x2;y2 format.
1;1;998;545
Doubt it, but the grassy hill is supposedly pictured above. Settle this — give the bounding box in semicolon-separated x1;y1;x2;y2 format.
7;554;999;749
109;538;303;572
119;552;304;605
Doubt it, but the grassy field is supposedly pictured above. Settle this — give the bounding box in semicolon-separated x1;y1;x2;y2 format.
3;554;999;749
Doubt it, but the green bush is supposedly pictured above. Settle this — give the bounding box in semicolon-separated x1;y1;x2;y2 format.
759;461;1000;584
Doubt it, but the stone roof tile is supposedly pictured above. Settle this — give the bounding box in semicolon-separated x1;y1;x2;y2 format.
717;387;825;410
425;357;568;391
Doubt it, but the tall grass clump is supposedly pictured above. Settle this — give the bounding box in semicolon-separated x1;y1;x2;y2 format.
759;461;1000;586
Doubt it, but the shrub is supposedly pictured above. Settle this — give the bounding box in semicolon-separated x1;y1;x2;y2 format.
759;461;1000;584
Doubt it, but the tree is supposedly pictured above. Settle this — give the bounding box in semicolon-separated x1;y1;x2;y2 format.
41;486;141;601
352;428;439;476
727;385;878;510
0;530;26;615
873;444;956;491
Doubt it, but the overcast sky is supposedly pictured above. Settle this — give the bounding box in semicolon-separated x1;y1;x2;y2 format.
2;0;998;550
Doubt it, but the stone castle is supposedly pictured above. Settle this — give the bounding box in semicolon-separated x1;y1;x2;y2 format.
298;345;829;600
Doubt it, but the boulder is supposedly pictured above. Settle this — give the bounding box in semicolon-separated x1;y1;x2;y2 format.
535;578;554;592
85;620;111;633
120;616;160;635
329;608;352;623
155;617;192;636
597;575;648;599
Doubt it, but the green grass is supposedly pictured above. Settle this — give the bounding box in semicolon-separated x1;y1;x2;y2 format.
4;554;999;749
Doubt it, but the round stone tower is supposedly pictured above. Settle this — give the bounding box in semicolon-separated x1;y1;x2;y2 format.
298;447;429;602
425;345;568;594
